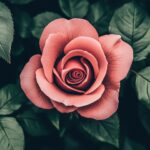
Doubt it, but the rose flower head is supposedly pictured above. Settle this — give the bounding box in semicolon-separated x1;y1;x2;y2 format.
20;18;133;120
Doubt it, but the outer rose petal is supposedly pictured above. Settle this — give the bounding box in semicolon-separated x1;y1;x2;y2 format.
64;36;108;94
41;33;67;83
40;18;99;50
36;68;105;107
51;101;77;113
99;34;133;83
99;34;121;55
77;86;119;120
20;54;53;109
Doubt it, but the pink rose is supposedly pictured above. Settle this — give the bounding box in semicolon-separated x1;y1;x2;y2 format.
20;18;133;120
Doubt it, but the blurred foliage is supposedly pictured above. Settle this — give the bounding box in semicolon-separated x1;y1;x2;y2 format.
0;2;14;63
0;0;149;150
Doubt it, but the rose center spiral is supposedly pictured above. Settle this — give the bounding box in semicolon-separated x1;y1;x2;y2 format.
66;69;86;85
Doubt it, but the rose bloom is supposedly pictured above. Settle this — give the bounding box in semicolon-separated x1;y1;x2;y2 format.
20;18;133;120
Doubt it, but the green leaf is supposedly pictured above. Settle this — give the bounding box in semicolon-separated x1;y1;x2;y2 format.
138;104;150;134
47;109;60;130
122;137;146;150
0;117;24;150
59;113;75;137
14;10;32;38
134;67;150;109
17;109;52;136
59;0;89;18
109;2;150;61
7;0;35;4
87;1;113;35
31;12;61;38
79;114;120;148
0;84;24;115
86;1;104;24
0;2;14;63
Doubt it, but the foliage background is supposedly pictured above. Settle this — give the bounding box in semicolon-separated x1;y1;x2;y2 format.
0;0;149;150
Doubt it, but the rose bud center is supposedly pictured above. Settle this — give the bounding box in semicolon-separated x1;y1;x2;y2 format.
66;69;86;85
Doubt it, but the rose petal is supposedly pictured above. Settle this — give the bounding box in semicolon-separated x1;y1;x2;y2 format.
77;85;119;120
99;34;121;55
36;68;105;107
64;36;108;94
20;54;53;109
51;101;77;113
53;68;84;93
65;69;85;85
40;18;99;50
41;33;67;83
99;34;133;83
57;58;93;91
74;58;93;90
60;49;99;79
57;58;86;81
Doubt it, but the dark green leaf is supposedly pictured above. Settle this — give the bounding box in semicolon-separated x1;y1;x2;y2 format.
0;84;24;115
59;113;75;137
14;10;32;38
138;104;150;134
109;2;150;61
79;114;119;148
47;109;60;130
87;1;113;35
0;2;14;63
17;109;52;136
0;117;24;150
122;137;146;150
7;0;35;4
134;67;150;109
59;0;89;18
31;12;61;38
87;1;104;24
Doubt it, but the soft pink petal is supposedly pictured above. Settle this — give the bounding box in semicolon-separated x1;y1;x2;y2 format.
55;58;87;91
77;85;119;120
53;68;84;93
20;54;53;109
51;101;77;113
63;58;85;71
99;34;121;54
73;58;93;90
64;36;108;94
99;34;133;83
41;33;67;83
59;58;86;81
40;18;99;50
36;68;105;107
60;49;99;79
57;58;93;91
65;69;85;85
